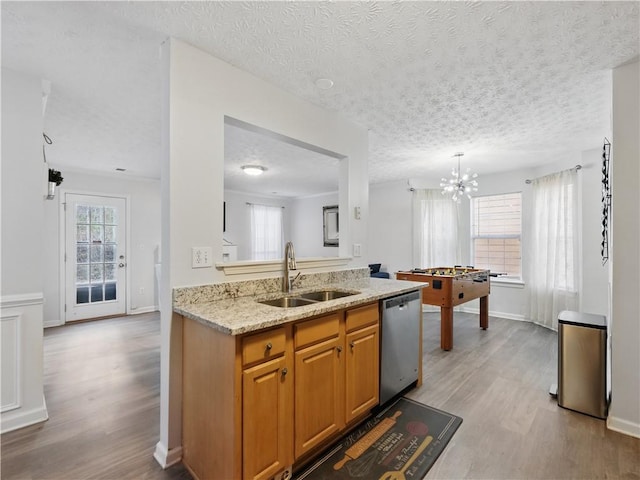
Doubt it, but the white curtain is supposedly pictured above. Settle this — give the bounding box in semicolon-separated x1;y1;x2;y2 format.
412;189;460;267
527;169;579;330
250;204;283;260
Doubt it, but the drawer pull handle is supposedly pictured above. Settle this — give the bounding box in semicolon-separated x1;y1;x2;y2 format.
281;367;288;376
266;342;272;350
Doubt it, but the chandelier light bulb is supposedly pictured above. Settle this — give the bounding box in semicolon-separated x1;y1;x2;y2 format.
440;152;479;202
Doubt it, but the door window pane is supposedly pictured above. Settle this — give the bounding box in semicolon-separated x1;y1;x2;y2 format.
77;225;89;243
105;282;117;301
77;265;89;283
90;285;104;302
104;263;117;281
104;244;116;262
104;225;116;243
77;287;90;304
90;245;103;263
104;207;117;225
75;202;121;306
77;245;89;264
90;264;103;283
90;206;103;224
90;225;103;243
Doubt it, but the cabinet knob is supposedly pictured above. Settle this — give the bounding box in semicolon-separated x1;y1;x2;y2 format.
350;341;355;349
336;346;342;353
266;342;272;350
281;367;288;376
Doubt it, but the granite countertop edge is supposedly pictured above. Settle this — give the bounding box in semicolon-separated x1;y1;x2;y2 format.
174;278;427;336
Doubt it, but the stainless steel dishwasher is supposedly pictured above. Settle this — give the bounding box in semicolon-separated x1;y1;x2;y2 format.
380;290;421;405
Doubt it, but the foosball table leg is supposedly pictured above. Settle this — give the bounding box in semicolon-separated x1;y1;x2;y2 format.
480;295;489;330
441;306;453;351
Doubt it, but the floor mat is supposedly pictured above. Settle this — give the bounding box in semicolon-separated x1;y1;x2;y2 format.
296;397;462;479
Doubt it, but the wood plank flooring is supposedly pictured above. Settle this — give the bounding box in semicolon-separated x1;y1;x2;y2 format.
411;312;640;480
1;313;191;480
2;311;638;479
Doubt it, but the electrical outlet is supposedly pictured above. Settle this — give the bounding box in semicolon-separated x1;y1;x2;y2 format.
192;247;213;268
353;243;362;257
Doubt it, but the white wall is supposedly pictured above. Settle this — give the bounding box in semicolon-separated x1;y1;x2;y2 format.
223;190;339;260
368;151;608;321
1;68;48;432
610;59;640;437
156;38;369;467
223;190;293;260
42;171;161;326
291;192;340;258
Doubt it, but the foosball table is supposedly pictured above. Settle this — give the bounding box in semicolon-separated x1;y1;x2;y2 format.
396;267;490;350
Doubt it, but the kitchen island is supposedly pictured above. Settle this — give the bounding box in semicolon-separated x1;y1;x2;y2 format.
173;268;426;480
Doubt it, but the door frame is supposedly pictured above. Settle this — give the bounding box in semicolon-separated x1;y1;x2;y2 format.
58;189;132;324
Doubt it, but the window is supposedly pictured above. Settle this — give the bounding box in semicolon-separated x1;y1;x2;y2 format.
250;204;283;260
471;192;522;278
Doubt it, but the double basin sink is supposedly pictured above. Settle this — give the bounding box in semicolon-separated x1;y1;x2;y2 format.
259;289;358;308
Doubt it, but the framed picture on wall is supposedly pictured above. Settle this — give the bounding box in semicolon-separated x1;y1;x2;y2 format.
323;205;339;247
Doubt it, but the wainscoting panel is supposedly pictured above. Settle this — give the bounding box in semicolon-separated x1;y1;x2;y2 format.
0;293;48;434
1;313;22;412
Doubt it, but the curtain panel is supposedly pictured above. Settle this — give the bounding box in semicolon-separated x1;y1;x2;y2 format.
250;204;283;260
412;189;461;268
526;169;580;330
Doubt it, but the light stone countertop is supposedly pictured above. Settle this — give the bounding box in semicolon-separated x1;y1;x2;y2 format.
174;277;427;335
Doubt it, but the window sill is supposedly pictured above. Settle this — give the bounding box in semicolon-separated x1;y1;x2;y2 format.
492;277;525;288
215;256;352;275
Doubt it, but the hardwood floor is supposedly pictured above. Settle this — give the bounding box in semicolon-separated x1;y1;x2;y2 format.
411;312;640;480
2;311;638;479
1;313;191;480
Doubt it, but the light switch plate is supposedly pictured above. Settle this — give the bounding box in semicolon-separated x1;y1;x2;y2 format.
353;243;362;257
192;247;213;268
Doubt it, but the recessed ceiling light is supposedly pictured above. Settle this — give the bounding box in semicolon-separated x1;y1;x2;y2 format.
315;78;334;90
241;165;266;176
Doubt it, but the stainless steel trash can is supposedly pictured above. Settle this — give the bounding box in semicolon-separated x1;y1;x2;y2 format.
557;310;608;419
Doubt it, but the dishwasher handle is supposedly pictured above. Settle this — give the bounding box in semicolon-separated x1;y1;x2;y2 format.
384;290;420;310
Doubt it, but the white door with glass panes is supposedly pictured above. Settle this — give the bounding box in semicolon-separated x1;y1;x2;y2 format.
65;193;127;322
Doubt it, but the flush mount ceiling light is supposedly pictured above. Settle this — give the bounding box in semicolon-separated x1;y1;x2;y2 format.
440;152;479;202
241;165;266;176
315;78;334;90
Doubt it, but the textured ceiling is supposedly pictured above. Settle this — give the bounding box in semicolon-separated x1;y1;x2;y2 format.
2;1;638;194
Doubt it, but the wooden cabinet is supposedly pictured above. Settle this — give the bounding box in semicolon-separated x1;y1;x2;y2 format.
181;301;381;480
242;328;292;480
294;314;344;458
345;303;380;423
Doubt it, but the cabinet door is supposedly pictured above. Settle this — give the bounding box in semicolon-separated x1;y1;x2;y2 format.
294;336;343;458
345;324;380;424
243;356;291;480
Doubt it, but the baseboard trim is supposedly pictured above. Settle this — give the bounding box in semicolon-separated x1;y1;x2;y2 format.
154;441;183;468
130;306;159;315
44;319;64;328
0;401;48;434
459;306;527;322
607;415;640;438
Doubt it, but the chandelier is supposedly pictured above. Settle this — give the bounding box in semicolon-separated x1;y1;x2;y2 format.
440;152;478;202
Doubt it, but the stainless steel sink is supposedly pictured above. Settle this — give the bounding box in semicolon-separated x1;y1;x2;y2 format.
258;296;316;308
257;289;358;308
298;290;357;302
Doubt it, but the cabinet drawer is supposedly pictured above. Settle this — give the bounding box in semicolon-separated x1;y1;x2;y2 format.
242;327;286;366
346;302;379;332
294;313;340;350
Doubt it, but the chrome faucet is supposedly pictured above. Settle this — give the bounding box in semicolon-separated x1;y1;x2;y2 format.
283;241;301;293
